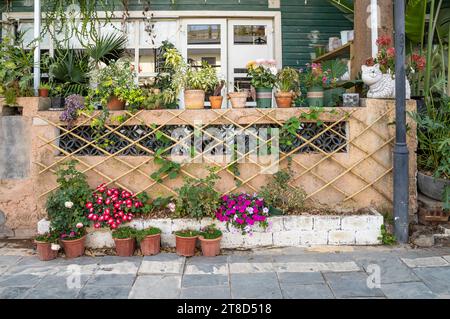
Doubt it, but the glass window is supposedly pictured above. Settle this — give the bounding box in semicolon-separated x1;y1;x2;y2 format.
139;49;156;74
140;20;178;48
187;24;221;45
234;25;267;45
18;22;50;49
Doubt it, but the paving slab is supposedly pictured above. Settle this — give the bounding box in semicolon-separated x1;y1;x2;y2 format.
0;274;43;287
277;272;325;285
97;256;141;275
23;286;81;299
180;286;232;299
280;283;335;299
360;258;420;284
413;267;450;295
129;275;181;299
230;273;282;299
186;255;229;265
401;256;449;268
184;263;228;275
324;272;385;298
78;285;131;299
274;261;359;273
229;262;274;273
228;255;273;263
380;282;437;299
182;274;228;288
138;256;184;275
0;255;23;266
86;274;136;287
34;274;91;289
0;286;30;299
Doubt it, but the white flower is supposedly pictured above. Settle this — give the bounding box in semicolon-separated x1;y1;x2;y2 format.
270;67;278;75
167;202;176;213
246;207;254;214
64;201;74;209
263;207;269;214
51;243;60;251
76;222;83;229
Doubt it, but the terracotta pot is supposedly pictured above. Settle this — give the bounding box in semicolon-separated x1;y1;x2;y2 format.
114;238;136;257
107;95;125;111
140;234;161;256
38;88;49;98
209;96;223;109
417;171;450;201
184;90;205;109
35;241;58;261
228;92;247;108
275;92;293;108
199;236;222;257
61;236;86;259
175;235;198;257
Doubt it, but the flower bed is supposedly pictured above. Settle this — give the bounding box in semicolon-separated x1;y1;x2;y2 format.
37;209;383;249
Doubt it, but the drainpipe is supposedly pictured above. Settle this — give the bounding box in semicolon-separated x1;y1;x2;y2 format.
370;0;379;58
33;0;41;95
393;0;409;244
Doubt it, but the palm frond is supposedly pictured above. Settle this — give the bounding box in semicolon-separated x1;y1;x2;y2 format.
85;33;127;65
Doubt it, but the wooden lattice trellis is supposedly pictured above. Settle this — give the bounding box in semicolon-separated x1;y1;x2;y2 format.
33;100;417;211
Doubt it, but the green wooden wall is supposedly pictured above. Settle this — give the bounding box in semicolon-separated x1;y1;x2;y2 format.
0;0;352;67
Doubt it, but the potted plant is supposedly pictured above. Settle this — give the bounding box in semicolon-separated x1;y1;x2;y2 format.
91;58;138;111
215;193;270;235
247;59;277;108
184;63;217;109
60;226;87;259
45;161;91;258
275;67;299;108
209;80;225;109
300;63;326;107
49;84;65;110
59;94;85;128
112;226;136;257
34;232;60;261
322;59;348;107
228;82;248;109
38;83;51;98
410;96;450;209
198;224;222;257
174;229;198;257
136;227;161;256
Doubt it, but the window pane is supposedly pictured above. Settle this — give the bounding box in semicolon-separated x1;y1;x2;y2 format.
18;22;50;49
139;49;156;74
234;25;267;45
187;24;220;45
140;21;178;48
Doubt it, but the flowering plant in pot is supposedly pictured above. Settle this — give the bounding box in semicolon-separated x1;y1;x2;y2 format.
34;232;60;261
85;183;150;230
215;193;270;235
59;94;85;128
45;161;91;258
198;224;222;257
275;67;299;108
184;62;218;109
38;83;51;97
247;59;277;108
174;229;199;257
300;63;327;107
112;226;136;257
135;227;161;256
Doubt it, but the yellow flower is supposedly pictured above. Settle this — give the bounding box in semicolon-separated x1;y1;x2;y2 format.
246;60;256;69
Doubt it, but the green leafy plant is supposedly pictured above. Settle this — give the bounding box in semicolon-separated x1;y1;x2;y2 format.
185;62;218;91
112;226;136;239
35;232;59;243
39;83;52;90
46;160;91;237
199;224;222;240
151;148;181;182
174;169;220;220
378;224;397;245
276;67;299;93
174;229;199;238
259;168;306;215
246;59;277;88
135;227;162;243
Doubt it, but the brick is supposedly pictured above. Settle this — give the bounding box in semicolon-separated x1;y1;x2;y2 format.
299;231;328;246
37;218;50;235
243;232;273;247
367;214;384;230
341;216;368;231
283;216;313;231
313;216;341;231
221;232;245;248
328;230;356;245
273;230;300;247
355;230;381;245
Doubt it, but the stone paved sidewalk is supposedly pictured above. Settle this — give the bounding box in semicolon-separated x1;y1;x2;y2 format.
1;246;450;299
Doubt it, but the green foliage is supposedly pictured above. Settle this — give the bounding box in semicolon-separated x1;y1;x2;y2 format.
39;83;52;90
200;224;222;240
378;224;397;245
85;33;127;66
174;170;220;220
135;227;162;243
276;67;299;93
185;62;218;91
46;160;91;235
112;226;136;239
259;168;306;215
174;229;199;238
322;59;348;88
35;232;59;244
151;148;181;183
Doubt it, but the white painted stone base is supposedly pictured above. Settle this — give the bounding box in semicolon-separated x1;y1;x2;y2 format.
37;209;383;249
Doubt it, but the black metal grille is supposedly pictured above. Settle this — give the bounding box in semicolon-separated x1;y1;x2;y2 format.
58;123;347;156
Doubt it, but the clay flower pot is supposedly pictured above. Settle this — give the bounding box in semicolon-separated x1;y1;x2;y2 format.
275;92;293;108
184;90;205;109
199;236;222;257
38;88;49;98
140;234;161;256
114;238;136;257
107;95;125;111
209;96;223;109
175;234;198;257
228;92;248;108
35;241;58;261
61;235;86;259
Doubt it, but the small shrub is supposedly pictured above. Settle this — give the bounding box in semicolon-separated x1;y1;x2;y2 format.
174;229;199;238
200;224;222;240
378;224;396;245
135;227;161;243
112;226;136;239
35;232;59;243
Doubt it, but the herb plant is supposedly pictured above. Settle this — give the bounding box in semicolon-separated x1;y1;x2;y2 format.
200;224;222;240
174;229;199;238
135;227;162;243
112;226;136;239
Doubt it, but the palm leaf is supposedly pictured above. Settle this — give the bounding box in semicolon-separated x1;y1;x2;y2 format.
85;33;127;65
405;0;428;46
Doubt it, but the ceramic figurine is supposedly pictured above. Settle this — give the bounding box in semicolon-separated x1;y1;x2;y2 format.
361;64;411;99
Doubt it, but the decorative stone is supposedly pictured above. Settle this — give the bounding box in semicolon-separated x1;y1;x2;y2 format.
313;216;341;231
299;231;328;246
283;216;313;231
362;64;411;99
411;234;435;248
86;228;114;248
221;232;245;249
341;216;368;231
37;218;50;235
328;230;356;245
273;230;300;247
243;232;273;247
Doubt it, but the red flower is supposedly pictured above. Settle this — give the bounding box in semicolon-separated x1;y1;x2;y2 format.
386;47;396;58
365;57;375;66
376;35;392;47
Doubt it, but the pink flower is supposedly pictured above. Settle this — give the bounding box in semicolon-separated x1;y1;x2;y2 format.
76;222;83;229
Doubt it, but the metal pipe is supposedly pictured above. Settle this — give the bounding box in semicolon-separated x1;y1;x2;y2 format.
393;0;409;243
33;0;41;95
